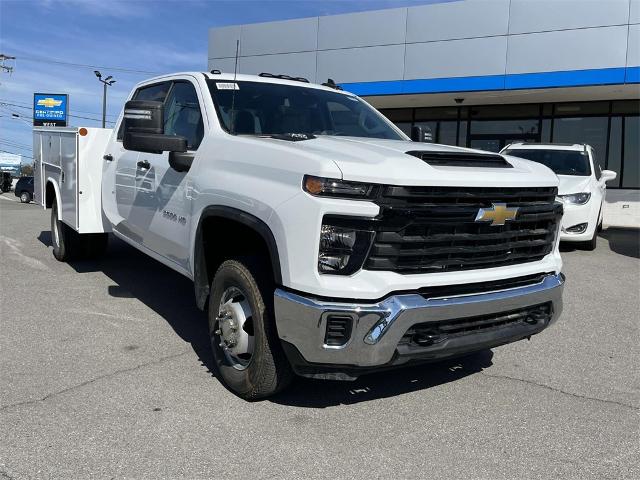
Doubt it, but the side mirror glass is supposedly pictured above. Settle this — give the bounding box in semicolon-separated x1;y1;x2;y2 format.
600;170;617;182
123;100;187;154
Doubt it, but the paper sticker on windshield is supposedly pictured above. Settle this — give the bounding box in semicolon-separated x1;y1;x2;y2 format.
216;82;239;90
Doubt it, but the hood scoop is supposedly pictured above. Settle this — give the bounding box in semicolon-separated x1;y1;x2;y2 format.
406;150;513;169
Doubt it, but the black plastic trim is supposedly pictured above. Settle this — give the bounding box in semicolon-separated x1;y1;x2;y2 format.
193;206;282;310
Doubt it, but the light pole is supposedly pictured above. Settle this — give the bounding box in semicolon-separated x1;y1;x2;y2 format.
94;70;116;128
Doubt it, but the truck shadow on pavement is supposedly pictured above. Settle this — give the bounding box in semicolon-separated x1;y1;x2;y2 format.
38;231;495;407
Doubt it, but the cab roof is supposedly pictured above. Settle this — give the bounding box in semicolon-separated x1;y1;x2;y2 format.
134;71;353;96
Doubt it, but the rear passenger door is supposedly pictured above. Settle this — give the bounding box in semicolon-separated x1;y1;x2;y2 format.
129;79;205;272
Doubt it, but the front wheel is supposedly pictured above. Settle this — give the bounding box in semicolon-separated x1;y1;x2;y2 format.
208;258;293;400
20;191;31;203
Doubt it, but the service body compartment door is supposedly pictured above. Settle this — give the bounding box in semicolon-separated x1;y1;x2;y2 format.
60;133;78;229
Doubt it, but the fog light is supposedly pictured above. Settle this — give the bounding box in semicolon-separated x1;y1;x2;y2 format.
564;222;588;234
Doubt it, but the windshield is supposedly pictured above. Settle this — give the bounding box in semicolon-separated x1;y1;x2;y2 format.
503;149;591;176
207;80;404;140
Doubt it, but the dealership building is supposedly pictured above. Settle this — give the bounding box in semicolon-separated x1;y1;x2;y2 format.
208;0;639;226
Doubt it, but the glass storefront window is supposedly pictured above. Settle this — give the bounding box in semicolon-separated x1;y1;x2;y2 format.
622;116;639;189
607;117;622;187
554;102;609;116
541;119;552;142
438;121;457;145
469;104;540;119
381;109;412;122
415;107;458;120
414;121;437;142
458;121;468;146
470;119;539;135
553;117;608;167
612;101;640;115
394;122;412;136
382;101;636;189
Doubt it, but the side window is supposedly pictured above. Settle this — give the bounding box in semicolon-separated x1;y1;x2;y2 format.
117;82;172;141
163;81;204;150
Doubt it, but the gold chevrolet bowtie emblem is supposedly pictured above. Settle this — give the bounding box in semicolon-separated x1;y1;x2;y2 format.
475;203;519;226
37;97;63;108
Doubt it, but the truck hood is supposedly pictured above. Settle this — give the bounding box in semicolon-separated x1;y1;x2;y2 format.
556;175;592;195
269;136;559;188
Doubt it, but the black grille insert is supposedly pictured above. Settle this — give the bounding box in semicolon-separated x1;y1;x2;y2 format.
407;151;513;169
400;302;553;348
365;186;561;273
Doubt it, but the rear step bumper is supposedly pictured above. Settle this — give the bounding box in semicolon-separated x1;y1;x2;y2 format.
274;273;564;379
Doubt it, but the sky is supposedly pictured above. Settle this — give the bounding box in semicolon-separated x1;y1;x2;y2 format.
0;0;436;165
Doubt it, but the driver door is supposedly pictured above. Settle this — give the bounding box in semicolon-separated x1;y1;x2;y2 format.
128;80;205;273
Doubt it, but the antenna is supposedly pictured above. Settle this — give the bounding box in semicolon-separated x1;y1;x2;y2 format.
230;39;240;135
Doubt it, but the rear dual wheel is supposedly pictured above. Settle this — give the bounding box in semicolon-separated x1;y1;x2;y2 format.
51;202;108;261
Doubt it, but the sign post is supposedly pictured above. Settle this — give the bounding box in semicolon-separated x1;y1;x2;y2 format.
33;93;68;127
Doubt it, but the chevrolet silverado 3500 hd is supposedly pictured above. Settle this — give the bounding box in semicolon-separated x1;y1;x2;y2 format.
34;72;564;399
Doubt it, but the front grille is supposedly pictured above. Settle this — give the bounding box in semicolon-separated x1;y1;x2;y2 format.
365;186;562;273
399;302;553;348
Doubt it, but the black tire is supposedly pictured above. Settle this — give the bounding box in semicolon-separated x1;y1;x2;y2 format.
51;201;78;261
208;258;293;400
51;202;108;261
19;191;31;203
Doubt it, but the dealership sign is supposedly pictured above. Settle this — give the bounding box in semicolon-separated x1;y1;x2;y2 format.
0;153;22;175
33;93;68;126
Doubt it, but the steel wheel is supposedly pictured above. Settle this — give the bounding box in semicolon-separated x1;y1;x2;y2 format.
214;286;255;370
52;208;61;249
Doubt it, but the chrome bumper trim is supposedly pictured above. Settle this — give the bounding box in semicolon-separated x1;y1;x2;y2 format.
274;273;564;368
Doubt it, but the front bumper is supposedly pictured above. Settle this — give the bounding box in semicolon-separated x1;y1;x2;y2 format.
274;273;564;378
560;202;598;242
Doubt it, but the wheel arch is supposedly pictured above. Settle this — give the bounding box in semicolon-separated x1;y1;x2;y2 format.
193;206;283;311
45;178;61;218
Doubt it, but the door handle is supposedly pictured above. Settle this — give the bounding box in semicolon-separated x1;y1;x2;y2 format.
103;154;113;162
137;159;150;170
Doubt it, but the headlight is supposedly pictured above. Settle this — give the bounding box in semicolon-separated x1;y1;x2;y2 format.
303;175;379;199
318;220;375;275
559;192;591;205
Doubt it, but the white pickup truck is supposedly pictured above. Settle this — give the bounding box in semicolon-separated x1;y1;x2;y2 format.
34;72;565;399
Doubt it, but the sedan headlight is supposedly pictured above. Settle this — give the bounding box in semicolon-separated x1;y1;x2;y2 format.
303;175;379;199
318;219;375;275
559;192;591;205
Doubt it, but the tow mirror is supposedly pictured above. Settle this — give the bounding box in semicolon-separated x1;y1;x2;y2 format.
600;170;617;183
123;100;187;154
411;125;434;143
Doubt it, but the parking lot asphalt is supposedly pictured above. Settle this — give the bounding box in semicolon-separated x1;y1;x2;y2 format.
0;198;638;480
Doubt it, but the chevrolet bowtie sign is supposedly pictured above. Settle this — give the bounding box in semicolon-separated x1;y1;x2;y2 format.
475;203;519;226
33;93;68;127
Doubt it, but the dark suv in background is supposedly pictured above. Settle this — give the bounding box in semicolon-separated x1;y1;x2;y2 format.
14;176;34;203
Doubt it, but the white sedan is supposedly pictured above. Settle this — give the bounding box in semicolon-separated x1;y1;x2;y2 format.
501;143;616;250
